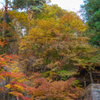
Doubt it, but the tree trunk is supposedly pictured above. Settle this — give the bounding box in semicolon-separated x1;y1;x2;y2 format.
2;0;8;38
27;2;30;35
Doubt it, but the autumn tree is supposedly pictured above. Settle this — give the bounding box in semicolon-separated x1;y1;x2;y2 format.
35;4;66;19
18;10;91;77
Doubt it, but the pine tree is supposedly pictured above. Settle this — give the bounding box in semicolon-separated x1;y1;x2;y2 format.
13;0;51;33
81;0;100;46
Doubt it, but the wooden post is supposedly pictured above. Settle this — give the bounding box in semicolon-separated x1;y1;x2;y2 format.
89;71;94;83
83;77;86;88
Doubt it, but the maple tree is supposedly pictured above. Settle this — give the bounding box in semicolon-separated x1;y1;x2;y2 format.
18;6;100;84
25;73;83;100
19;11;88;73
0;46;28;99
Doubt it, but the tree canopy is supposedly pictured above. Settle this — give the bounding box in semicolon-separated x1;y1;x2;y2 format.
81;0;100;46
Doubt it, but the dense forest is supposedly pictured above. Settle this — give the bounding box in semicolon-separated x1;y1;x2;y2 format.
0;0;100;100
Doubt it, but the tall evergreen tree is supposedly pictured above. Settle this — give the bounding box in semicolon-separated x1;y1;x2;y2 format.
2;0;8;38
13;0;50;12
81;0;100;46
12;0;51;33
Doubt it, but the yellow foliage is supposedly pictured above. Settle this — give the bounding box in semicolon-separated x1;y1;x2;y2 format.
5;84;11;89
9;92;17;96
0;76;5;80
12;67;20;73
83;65;86;68
18;78;26;83
13;84;24;91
